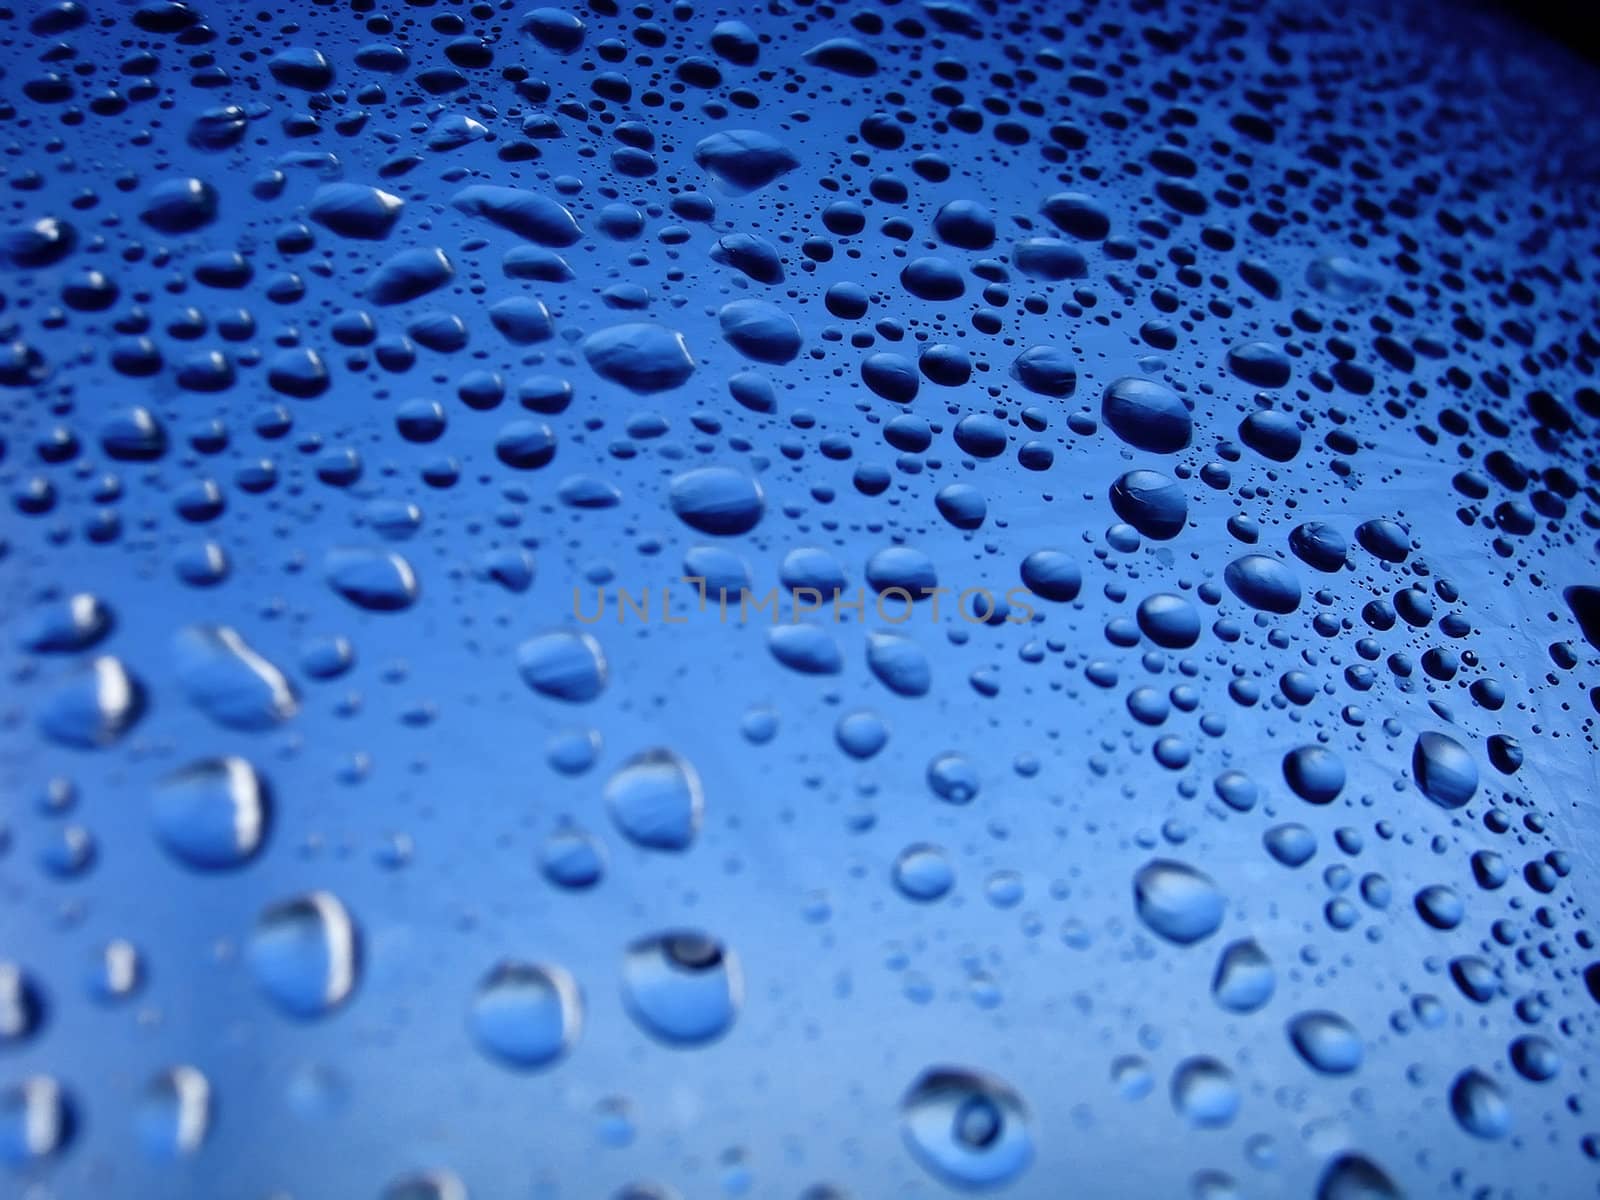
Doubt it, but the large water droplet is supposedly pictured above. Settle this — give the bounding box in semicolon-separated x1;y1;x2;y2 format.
900;1067;1033;1189
1211;939;1275;1013
310;182;404;240
621;931;741;1045
1286;1011;1363;1075
0;964;43;1045
694;130;798;194
1448;1068;1511;1139
1282;745;1346;805
451;185;581;245
38;656;143;747
1315;1153;1402;1200
17;592;112;653
1412;731;1478;810
893;844;955;901
325;547;419;612
470;962;582;1070
1102;377;1192;452
583;323;695;393
174;626;298;731
1223;554;1302;614
669;467;765;536
604;749;703;851
151;757;268;869
1171;1057;1240;1128
136;1065;211;1159
248;892;360;1019
517;630;608;702
0;1075;73;1166
1134;859;1225;945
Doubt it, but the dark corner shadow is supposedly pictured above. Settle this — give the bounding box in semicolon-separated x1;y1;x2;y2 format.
1476;0;1600;66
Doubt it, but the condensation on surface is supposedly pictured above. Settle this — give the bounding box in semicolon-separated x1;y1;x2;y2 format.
1;0;1599;1196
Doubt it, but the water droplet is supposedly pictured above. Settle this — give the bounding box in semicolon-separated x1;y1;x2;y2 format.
1212;939;1275;1013
87;939;143;1004
174;626;298;731
669;467;765;536
1448;1068;1511;1139
900;1067;1032;1188
0;1075;73;1166
694;130;798;194
1509;1035;1561;1082
622;932;741;1045
583;323;695;393
1412;731;1478;810
604;750;703;851
1286;1011;1363;1075
151;757;268;869
1102;377;1192;452
249;892;360;1019
38;656;144;747
17;592;112;653
325;547;419;612
470;961;582;1069
452;185;581;246
1264;823;1317;867
926;752;979;804
540;825;607;889
893;844;955;902
1112;1055;1154;1101
517;630;608;702
1223;554;1302;614
0;964;44;1045
1315;1154;1402;1200
1134;859;1225;945
136;1065;211;1159
310;182;404;240
1171;1057;1240;1128
1282;745;1346;805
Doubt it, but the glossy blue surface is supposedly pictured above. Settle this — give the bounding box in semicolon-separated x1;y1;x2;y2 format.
2;1;1599;1196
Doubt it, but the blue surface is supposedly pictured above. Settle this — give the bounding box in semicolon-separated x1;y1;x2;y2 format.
2;0;1599;1196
